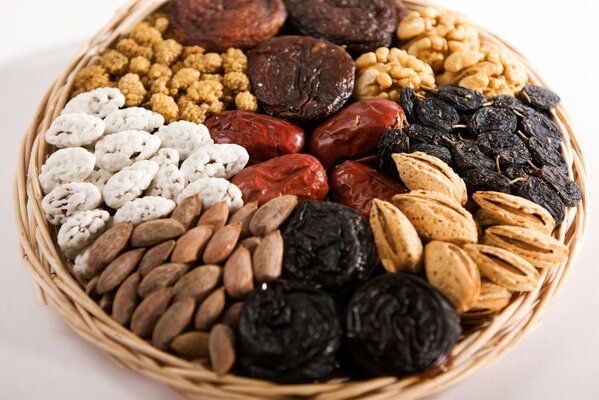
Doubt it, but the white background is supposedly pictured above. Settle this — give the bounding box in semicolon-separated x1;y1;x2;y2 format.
0;0;598;399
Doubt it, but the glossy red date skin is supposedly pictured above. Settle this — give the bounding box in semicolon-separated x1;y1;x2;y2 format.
309;99;405;170
331;160;408;218
231;153;329;205
205;111;306;163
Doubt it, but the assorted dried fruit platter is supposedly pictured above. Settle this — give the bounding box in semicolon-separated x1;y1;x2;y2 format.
15;0;588;399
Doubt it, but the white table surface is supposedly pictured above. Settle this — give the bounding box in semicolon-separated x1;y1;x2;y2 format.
1;1;598;398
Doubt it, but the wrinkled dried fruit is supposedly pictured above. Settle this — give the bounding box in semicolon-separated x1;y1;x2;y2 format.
470;106;517;134
434;85;485;111
477;130;530;166
527;136;567;171
411;143;453;167
492;95;534;114
536;165;581;207
519;85;560;111
416;98;459;131
462;168;511;194
377;128;410;178
520;109;563;146
405;124;455;147
513;176;565;225
400;87;418;123
452;141;496;172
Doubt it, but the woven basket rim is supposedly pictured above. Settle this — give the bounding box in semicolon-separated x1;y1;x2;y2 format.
13;0;589;399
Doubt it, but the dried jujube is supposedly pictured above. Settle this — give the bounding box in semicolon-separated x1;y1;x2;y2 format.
434;85;486;111
377;128;410;178
462;168;511;194
416;98;459;131
469;106;517;134
519;85;560;111
513;176;565;225
346;273;461;377
237;279;342;383
282;201;378;295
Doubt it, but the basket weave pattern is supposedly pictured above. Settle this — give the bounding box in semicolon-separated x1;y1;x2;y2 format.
14;1;589;398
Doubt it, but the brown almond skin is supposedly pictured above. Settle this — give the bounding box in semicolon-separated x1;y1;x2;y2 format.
171;226;213;264
239;237;261;254
203;223;242;264
209;324;236;376
138;240;176;276
173;265;222;303
221;302;244;330
85;277;99;298
152;298;196;350
130;218;186;248
252;230;283;282
223;246;254;300
138;263;190;298
112;272;141;326
86;222;133;279
171;331;210;360
99;292;114;313
194;287;226;331
96;248;146;294
249;195;298;237
197;201;229;231
228;201;258;237
131;287;173;337
172;195;203;230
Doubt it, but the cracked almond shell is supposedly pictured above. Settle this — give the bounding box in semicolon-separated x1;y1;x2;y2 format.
462;280;512;322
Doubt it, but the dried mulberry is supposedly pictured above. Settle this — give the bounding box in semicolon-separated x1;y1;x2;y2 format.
73;65;111;93
130;22;163;47
118;73;146;106
154;39;183;65
235;91;258;112
223;71;250;93
170;68;200;94
222;48;248;73
100;50;129;76
150;93;179;122
116;38;153;60
187;80;223;104
129;56;151;75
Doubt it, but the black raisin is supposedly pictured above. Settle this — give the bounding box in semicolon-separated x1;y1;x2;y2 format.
527;136;567;172
518;85;560;111
491;95;535;115
504;163;535;180
405;124;456;147
411;143;453;167
346;273;461;377
513;176;565;225
434;85;486;111
536;165;582;207
377;128;410;178
282;201;378;295
399;87;418;123
416;98;459;131
520;109;563;146
452;141;496;172
470;106;517;134
237;279;342;383
463;168;511;193
477;130;530;166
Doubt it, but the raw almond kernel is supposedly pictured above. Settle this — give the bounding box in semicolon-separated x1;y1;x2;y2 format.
173;265;222;302
171;226;213;264
228;201;258;237
209;324;236;376
197;201;229;231
203;223;242;264
96;248;146;294
152;298;196;350
86;222;133;279
252;230;283;282
172;194;202;230
249;195;298;237
100;292;114;313
130;218;186;248
138;240;176;276
221;302;243;330
86;276;98;298
131;287;173;338
239;236;261;254
138;263;190;298
171;331;210;360
462;280;512;321
195;287;226;331
224;246;254;300
112;272;140;326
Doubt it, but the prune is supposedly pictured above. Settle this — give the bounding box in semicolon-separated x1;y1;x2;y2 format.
469;106;517;134
527;136;567;172
462;168;511;193
520;109;563;146
231;154;329;205
434;85;486;111
286;0;402;55
237;279;342;383
519;85;560;111
491;95;534;114
416;98;459;131
400;87;418;123
406;124;456;148
452;141;496;172
169;0;287;52
248;36;355;123
536;165;581;207
346;273;461;377
477;130;530;166
377;128;410;178
282;201;378;295
331;160;408;218
411;143;454;167
504;163;535;180
310;99;405;170
513;176;565;225
205;111;305;163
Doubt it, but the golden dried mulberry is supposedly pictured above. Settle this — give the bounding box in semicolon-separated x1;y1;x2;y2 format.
235;91;258;112
100;50;129;76
171;61;185;74
187;80;224;104
154;17;170;34
184;46;206;57
150;76;171;96
223;71;250;94
116;38;153;60
222;48;248;73
180;103;207;123
129;56;151;75
150;93;179;122
74;65;112;92
118;73;147;106
154;39;183;65
131;22;163;47
147;63;173;81
206;100;225;115
184;53;222;73
200;74;223;83
170;68;200;95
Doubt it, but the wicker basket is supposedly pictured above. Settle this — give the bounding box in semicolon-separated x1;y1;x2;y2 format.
14;0;589;398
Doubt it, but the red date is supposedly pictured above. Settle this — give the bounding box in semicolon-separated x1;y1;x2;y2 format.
205;111;306;163
231;154;329;205
330;160;408;218
309;99;405;170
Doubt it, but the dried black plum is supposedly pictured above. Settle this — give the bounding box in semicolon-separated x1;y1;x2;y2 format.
513;176;565;225
491;95;534;115
248;36;355;123
400;87;418;123
405;124;455;147
519;85;560;111
452;141;495;172
282;201;377;295
377;128;410;178
434;85;486;111
237;279;342;383
477;130;530;166
346;273;461;377
469;106;517;134
411;143;453;167
520;109;563;146
463;168;511;193
416;98;459;131
504;163;535;180
527;136;567;172
536;165;581;207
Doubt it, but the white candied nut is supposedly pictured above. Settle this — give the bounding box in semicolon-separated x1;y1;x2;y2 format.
103;107;165;134
149;148;180;168
114;196;176;226
38;147;96;194
57;209;111;259
145;164;185;201
73;246;91;280
62;88;125;118
94;130;161;172
177;177;243;211
103;160;159;209
42;182;102;225
45;113;105;148
85;168;113;193
180;143;249;184
155;121;213;160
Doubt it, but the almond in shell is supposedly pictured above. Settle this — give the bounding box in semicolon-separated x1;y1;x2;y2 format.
138;263;190;298
96;248;145;294
203;223;242;264
112;271;141;326
172;194;203;230
462;280;512;322
172;265;222;302
223;246;254;299
131;287;173;337
209;324;236;376
197;201;229;231
171;331;210;360
152;298;196;350
252;230;283;282
195;287;226;331
171;226;213;264
130;218;186;248
138;240;176;276
86;221;133;279
249;195;298;237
